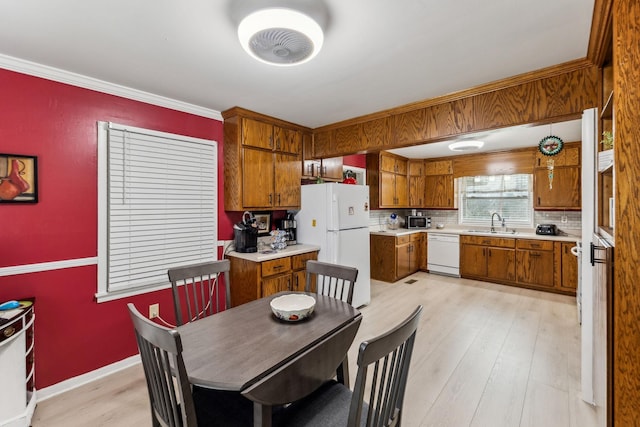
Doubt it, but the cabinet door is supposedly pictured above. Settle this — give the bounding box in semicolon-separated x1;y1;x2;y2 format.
274;126;301;154
396;242;411;279
409;175;425;207
395;174;408;206
460;244;487;277
274;153;301;208
408;242;419;273
425;175;454;208
243;148;274;208
321;157;343;180
516;249;554;287
487;247;516;281
560;242;578;290
419;234;428;270
242;118;273;149
291;270;307;292
262;274;291;297
380;154;398;173
534;167;581;209
380;172;397;206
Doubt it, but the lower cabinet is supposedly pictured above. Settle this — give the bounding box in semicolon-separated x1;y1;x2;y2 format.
460;235;576;295
371;232;425;282
460;236;515;282
228;250;318;306
515;239;555;289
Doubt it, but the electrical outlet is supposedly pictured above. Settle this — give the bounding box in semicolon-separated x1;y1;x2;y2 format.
149;303;159;319
561;215;568;224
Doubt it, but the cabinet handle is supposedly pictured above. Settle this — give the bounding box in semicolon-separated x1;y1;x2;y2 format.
269;194;273;205
287;278;291;290
278;194;281;205
538;197;541;205
273;265;284;270
322;166;327;175
530;252;541;257
530;243;541;248
269;135;273;148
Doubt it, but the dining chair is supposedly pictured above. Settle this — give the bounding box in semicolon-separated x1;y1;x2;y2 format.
276;305;423;427
167;259;231;326
128;303;253;427
305;260;358;305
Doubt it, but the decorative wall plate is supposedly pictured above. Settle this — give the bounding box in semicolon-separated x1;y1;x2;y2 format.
538;135;564;156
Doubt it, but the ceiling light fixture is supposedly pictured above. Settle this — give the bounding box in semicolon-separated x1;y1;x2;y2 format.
237;8;324;66
448;140;485;152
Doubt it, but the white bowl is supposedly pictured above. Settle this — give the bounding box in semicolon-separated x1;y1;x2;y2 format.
270;294;316;322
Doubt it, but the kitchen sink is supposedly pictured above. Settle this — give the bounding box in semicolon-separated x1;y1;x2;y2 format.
466;229;518;235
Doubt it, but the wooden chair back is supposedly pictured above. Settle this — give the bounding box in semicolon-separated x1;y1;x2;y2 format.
127;303;197;427
348;305;423;427
167;259;231;326
305;260;358;305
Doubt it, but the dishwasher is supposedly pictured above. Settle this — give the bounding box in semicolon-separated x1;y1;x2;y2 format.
427;233;460;277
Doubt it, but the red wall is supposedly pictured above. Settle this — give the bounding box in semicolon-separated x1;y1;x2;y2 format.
343;154;366;168
0;68;237;388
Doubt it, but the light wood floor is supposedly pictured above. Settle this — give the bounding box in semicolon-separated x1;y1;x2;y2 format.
32;273;599;427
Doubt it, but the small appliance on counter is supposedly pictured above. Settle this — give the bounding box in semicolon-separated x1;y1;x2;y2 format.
405;215;431;229
277;212;297;245
234;211;259;253
535;224;559;235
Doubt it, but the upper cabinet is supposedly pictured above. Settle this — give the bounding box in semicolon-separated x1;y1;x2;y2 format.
408;160;425;207
424;159;455;209
301;131;343;181
367;152;408;208
224;107;307;211
533;142;581;210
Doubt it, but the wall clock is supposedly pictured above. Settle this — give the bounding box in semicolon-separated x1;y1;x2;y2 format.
538;135;564;156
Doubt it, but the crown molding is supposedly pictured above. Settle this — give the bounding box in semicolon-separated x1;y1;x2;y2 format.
0;53;223;121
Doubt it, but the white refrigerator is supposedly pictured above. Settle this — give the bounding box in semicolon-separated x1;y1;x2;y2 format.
295;183;371;308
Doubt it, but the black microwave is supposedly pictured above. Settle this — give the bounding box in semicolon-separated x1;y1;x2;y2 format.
406;216;431;229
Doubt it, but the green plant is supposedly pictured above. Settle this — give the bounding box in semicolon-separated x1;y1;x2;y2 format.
601;131;614;149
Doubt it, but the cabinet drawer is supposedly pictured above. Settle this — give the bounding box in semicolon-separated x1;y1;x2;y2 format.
396;235;411;245
262;257;292;277
461;235;515;248
292;251;317;270
516;239;553;251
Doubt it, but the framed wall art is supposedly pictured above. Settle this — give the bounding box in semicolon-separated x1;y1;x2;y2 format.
253;211;272;236
0;154;38;203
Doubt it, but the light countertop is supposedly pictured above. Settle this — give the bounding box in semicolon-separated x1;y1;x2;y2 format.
227;244;321;262
370;227;580;243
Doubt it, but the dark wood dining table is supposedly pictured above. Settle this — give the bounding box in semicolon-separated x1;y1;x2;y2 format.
177;291;362;427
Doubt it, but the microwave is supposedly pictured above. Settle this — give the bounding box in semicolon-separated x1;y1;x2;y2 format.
406;215;431;229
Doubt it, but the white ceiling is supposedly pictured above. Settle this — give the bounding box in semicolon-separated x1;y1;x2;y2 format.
0;0;593;152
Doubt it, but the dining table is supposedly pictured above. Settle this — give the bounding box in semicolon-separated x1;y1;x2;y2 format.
177;291;362;427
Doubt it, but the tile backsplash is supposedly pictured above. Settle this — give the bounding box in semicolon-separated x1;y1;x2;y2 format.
369;209;581;232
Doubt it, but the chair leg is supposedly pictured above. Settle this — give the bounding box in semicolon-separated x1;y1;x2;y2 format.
336;355;350;388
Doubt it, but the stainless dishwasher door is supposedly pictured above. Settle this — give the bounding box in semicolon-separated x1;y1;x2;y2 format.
427;233;460;277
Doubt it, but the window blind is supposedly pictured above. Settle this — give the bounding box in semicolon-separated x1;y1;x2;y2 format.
97;121;217;298
458;174;533;226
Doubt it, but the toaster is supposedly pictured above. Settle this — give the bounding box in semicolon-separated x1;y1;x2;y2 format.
536;224;558;235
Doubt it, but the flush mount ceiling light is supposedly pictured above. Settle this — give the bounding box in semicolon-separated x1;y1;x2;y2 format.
448;140;485;152
238;8;324;66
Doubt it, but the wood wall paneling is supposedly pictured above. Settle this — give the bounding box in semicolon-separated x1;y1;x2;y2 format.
613;0;640;423
362;116;392;150
393;108;428;145
334;123;362;154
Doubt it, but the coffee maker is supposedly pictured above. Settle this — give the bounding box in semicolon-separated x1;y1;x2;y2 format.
277;213;297;245
234;212;258;253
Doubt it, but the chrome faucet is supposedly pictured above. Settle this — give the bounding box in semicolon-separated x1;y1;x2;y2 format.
491;213;503;233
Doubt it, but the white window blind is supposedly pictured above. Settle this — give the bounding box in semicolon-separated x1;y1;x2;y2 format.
97;121;217;301
458;174;533;226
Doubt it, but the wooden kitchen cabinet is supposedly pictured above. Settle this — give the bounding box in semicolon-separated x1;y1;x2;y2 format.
515;239;555;288
533;167;581;210
460;235;515;282
367;152;409;208
223;107;306;211
228;250;318;306
370;232;423;282
424;159;455;209
460;234;575;295
301;131;344;181
559;241;578;291
533;142;581;210
408;160;426;207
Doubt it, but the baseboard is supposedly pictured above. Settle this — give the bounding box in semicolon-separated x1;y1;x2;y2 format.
36;355;141;402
